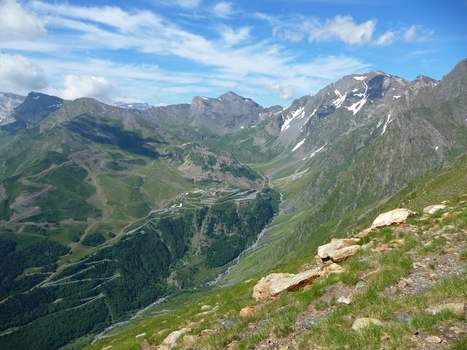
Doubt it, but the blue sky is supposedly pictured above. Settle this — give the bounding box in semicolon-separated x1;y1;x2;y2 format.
0;0;466;107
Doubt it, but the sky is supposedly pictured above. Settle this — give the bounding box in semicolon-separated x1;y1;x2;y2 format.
0;0;466;108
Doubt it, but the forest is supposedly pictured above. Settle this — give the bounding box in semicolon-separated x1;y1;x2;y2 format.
0;188;279;349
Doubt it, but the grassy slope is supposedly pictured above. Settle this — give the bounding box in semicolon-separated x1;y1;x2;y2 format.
86;153;467;350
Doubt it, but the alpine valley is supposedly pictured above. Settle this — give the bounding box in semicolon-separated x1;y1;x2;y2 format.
0;59;466;350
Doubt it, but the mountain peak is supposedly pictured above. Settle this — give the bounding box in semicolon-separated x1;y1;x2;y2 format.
189;91;265;134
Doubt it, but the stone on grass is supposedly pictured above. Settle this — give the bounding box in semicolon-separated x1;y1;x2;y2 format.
426;303;466;317
252;267;322;301
425;336;442;343
337;297;352;305
221;318;238;328
318;239;358;258
156;328;190;350
352;317;383;331
329;245;361;262
423;204;447;215
239;306;260;317
371;208;413;228
316;239;360;263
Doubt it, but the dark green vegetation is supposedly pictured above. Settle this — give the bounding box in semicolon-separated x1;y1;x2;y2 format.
0;185;277;349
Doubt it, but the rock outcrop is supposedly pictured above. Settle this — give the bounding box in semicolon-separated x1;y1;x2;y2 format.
371;208;413;228
316;238;360;263
252;267;322;301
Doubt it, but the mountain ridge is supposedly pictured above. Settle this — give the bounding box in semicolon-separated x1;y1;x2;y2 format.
0;58;466;349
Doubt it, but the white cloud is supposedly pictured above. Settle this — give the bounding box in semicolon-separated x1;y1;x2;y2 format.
0;0;46;40
0;53;48;92
403;25;434;42
213;2;234;18
218;26;250;46
58;75;115;102
308;15;376;45
374;31;395;46
0;2;374;104
31;1;161;34
265;83;295;100
404;26;417;41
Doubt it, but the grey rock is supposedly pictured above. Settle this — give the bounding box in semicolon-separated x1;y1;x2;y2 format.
221;318;238;328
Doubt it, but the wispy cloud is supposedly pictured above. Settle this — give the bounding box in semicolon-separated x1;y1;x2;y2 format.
308;15;376;45
218;25;251;46
212;2;234;18
403;25;434;42
265;83;295;100
374;31;395;46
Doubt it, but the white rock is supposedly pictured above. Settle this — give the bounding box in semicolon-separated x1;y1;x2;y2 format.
252;267;322;301
372;208;413;228
157;328;190;350
425;336;442;343
337;297;352;305
423;204;447;215
352;317;383;331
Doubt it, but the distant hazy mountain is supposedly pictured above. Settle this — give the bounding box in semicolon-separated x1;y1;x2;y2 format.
0;92;25;125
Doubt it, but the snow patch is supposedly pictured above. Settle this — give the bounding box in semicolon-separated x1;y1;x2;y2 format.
292;138;306;152
33;96;40;99
346;82;368;115
332;89;347;108
435;146;439;151
381;114;393;135
281;107;305;132
393;95;401;100
353;76;367;81
303;144;326;160
300;109;317;132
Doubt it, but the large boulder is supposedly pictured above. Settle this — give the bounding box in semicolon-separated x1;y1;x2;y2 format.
316;238;360;263
252;267;322;301
371;208;413;228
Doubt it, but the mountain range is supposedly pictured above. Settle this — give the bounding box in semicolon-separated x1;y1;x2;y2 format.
0;58;466;349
